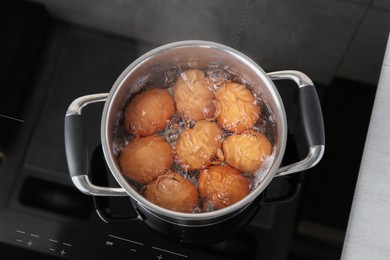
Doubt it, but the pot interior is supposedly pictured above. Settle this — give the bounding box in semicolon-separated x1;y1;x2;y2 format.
101;40;287;223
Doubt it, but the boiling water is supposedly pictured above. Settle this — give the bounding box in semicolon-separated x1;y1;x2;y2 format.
112;66;277;212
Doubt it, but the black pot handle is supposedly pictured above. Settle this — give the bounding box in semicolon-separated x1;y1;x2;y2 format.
261;173;302;205
64;93;128;196
268;70;325;177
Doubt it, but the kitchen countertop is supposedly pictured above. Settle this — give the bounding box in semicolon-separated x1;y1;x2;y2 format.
341;34;390;259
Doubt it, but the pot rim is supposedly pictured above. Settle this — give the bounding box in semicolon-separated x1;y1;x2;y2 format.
101;40;287;222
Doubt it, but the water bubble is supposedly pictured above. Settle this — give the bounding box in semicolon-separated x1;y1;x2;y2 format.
166;131;179;142
202;201;217;212
217;192;231;206
180;163;190;173
164;69;178;85
222;121;230;129
193;205;202;213
207;68;229;87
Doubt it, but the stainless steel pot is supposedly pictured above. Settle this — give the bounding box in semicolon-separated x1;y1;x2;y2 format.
64;40;325;241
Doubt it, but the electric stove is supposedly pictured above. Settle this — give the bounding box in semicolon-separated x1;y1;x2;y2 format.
1;1;375;259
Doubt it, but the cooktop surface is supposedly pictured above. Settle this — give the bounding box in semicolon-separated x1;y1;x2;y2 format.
0;2;376;260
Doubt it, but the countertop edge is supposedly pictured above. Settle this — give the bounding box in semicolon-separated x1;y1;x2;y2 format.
341;34;390;259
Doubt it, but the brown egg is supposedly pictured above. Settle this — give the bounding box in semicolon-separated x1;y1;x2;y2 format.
175;120;224;171
215;82;260;133
223;130;272;173
198;165;249;211
124;88;174;137
143;170;199;213
173;69;215;121
118;135;173;184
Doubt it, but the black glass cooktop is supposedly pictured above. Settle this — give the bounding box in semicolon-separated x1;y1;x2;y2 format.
0;1;376;260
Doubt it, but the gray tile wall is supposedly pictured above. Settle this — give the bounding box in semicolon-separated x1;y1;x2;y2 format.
28;0;390;86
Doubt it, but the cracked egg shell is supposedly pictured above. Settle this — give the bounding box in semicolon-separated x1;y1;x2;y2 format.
124;88;174;137
198;165;249;211
175;120;223;171
118;135;173;184
215;82;260;133
223;130;272;173
173;69;215;121
143;169;198;213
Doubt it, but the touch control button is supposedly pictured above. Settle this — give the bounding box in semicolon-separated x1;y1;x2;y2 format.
15;229;73;257
106;234;188;259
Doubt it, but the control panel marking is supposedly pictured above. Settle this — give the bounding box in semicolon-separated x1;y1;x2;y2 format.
152;246;188;258
14;229;72;257
108;234;144;246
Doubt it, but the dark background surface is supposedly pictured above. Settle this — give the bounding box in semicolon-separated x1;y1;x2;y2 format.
0;0;385;259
